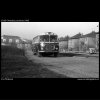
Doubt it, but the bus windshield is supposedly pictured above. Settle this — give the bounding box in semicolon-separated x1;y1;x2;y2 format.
50;35;57;42
40;35;49;42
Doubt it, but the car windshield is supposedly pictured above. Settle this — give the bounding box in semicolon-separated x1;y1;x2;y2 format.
40;35;49;42
50;35;57;42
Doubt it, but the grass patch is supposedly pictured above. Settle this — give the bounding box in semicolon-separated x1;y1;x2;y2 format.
1;46;67;78
1;45;25;57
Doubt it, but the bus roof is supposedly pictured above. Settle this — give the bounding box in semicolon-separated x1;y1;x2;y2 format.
33;32;57;40
38;32;57;36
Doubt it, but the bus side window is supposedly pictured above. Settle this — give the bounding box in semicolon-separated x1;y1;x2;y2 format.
52;39;55;42
44;39;46;42
40;38;43;42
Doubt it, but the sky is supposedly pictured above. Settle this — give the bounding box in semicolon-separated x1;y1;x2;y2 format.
1;22;99;39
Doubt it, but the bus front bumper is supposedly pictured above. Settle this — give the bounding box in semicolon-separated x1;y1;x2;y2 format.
39;51;59;53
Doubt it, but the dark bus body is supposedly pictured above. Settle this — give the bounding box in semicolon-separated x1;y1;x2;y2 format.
31;32;59;57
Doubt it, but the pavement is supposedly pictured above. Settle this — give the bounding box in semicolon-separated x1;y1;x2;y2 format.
60;51;99;57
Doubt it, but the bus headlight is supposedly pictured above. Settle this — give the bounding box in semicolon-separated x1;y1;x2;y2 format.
40;42;45;47
55;45;59;50
41;47;43;50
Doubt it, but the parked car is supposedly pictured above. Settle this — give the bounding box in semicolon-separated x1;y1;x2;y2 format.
88;48;96;54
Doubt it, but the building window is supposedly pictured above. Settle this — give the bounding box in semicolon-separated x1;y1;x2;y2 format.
1;36;3;39
9;39;12;43
16;39;19;43
3;39;6;42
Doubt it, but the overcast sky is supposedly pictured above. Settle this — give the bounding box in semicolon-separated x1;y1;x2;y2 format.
1;22;99;39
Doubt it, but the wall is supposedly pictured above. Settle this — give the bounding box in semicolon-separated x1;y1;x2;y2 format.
79;37;97;51
84;37;96;49
59;41;68;52
1;36;22;48
79;38;86;51
96;34;99;50
68;39;73;50
68;39;79;51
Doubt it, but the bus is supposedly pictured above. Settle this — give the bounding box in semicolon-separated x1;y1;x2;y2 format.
31;32;59;57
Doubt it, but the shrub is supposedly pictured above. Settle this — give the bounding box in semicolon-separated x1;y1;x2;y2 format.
1;45;25;57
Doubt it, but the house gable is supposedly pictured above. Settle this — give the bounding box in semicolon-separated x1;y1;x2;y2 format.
1;35;22;46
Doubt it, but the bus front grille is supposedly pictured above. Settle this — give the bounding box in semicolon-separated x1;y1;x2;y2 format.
45;44;54;51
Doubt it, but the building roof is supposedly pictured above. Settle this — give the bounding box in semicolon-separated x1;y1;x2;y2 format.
22;39;32;44
81;31;99;38
2;35;21;39
69;31;99;39
70;33;82;39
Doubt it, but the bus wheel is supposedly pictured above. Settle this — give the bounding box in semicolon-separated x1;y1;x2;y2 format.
37;52;42;57
54;53;58;57
33;52;36;55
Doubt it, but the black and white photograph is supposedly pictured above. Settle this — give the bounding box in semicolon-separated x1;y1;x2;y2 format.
1;22;99;79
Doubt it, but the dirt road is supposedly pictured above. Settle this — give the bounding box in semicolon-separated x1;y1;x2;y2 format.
25;48;99;78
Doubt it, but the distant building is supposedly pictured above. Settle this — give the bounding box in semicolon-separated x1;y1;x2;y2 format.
79;31;99;51
21;39;32;48
59;40;68;52
68;33;82;51
1;35;22;48
96;33;99;51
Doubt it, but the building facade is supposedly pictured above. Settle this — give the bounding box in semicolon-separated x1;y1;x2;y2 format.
79;31;99;51
96;33;99;51
59;40;68;52
1;35;22;48
68;33;82;51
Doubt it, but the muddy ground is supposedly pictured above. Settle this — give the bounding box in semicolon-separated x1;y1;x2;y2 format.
25;48;99;78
